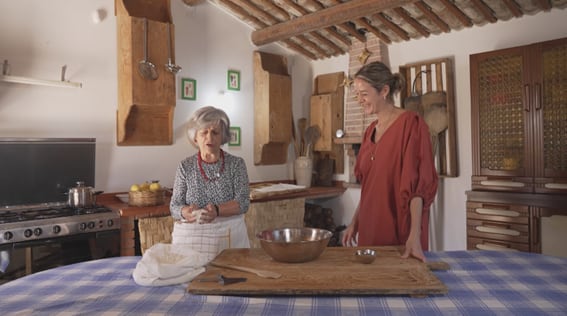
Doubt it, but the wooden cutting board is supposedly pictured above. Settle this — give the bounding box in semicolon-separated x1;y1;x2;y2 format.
187;246;448;296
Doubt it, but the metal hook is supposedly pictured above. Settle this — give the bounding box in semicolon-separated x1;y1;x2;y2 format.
411;70;429;96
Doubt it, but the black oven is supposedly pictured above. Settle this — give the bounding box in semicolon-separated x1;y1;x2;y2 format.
0;138;120;281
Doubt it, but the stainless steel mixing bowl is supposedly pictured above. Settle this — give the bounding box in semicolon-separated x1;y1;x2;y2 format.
256;227;332;263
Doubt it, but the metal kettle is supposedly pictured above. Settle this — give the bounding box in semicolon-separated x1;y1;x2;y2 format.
67;181;103;208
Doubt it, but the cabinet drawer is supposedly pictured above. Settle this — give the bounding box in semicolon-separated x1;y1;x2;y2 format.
467;237;530;252
466;201;529;224
467;219;529;244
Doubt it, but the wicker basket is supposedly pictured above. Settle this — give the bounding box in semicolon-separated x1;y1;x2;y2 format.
244;198;306;248
128;190;165;207
138;215;174;255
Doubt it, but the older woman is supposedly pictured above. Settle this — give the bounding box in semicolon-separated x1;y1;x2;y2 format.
170;106;250;252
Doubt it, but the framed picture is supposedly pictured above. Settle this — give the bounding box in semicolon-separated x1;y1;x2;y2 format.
227;70;240;91
229;127;241;146
181;78;196;100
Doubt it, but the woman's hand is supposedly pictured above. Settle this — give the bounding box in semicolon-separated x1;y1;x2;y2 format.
181;204;198;223
198;204;218;223
341;222;358;247
401;234;426;262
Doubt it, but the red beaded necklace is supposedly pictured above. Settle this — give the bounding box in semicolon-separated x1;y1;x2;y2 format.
198;150;225;181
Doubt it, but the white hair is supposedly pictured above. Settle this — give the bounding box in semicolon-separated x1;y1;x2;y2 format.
186;106;231;148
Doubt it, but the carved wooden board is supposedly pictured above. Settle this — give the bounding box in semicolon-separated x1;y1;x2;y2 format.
187;246;447;296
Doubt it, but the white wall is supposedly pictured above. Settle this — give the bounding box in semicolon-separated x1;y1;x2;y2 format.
0;0;313;192
313;8;567;251
1;1;566;252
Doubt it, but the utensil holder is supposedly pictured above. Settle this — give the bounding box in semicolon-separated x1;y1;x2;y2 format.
294;156;313;188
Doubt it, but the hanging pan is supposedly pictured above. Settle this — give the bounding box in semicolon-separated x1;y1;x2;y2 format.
138;18;158;80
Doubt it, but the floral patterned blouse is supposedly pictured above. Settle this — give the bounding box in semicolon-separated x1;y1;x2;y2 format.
170;150;250;220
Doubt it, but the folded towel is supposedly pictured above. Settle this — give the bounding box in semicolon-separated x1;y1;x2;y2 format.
132;243;208;286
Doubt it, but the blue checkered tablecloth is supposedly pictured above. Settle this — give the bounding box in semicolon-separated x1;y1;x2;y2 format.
1;250;566;315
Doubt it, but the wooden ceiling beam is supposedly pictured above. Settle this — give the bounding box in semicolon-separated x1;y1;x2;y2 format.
233;0;327;58
217;0;260;25
279;0;350;53
356;17;392;44
439;0;473;27
534;0;552;11
337;23;367;42
324;0;366;43
394;7;430;38
282;39;317;60
255;0;289;20
414;1;450;33
502;0;523;17
374;13;410;41
470;0;497;23
251;0;418;45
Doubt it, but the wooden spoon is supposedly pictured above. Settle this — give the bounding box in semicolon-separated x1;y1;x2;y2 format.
298;118;307;156
210;262;282;279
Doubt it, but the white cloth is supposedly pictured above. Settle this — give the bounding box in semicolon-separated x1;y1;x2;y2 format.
171;214;250;261
132;243;209;286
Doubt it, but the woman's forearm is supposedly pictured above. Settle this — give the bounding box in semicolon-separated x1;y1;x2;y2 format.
408;197;423;239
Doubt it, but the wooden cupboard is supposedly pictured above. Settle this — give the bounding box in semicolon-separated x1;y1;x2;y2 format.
253;51;292;165
470;37;567;194
310;72;345;174
467;37;567;253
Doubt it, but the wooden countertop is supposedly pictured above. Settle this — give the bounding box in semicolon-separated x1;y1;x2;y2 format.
249;181;346;202
97;193;171;218
97;181;346;217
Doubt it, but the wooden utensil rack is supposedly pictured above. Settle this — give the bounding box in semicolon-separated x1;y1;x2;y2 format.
400;57;458;177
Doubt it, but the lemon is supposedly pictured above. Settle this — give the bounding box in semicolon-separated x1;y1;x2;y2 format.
130;184;140;192
139;182;150;191
149;180;161;191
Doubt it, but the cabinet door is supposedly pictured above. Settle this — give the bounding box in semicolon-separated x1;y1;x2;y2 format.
470;46;534;192
532;38;567;193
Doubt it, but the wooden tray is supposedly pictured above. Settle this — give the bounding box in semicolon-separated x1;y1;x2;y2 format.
187;246;447;296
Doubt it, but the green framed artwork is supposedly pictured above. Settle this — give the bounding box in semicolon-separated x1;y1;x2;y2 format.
227;70;240;91
181;78;196;100
229;127;241;146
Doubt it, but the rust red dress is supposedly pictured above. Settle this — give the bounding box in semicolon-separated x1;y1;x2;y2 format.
354;111;438;250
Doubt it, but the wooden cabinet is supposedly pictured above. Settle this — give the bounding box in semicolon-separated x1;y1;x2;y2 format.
253;51;292;165
470;37;567;193
466;191;567;253
310;72;344;174
468;37;567;254
115;0;176;146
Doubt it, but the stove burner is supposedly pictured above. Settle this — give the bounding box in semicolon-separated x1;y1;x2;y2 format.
1;205;120;246
0;206;112;224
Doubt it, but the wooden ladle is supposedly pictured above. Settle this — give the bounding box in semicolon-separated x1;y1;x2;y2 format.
210;262;282;279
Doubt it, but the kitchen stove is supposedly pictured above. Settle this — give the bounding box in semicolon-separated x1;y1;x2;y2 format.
0;203;120;248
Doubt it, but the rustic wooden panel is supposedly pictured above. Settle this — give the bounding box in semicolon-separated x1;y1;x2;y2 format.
253;51;292;165
310;72;345;174
400;57;458;177
187;246;447;296
115;1;176;146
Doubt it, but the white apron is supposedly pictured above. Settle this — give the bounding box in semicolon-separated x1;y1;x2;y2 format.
171;214;250;261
